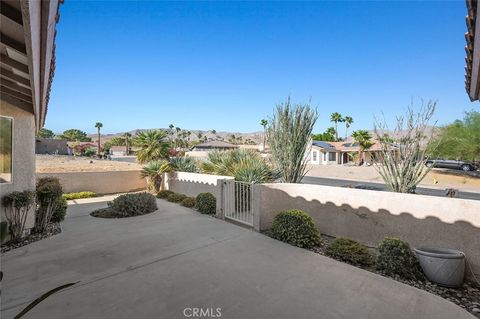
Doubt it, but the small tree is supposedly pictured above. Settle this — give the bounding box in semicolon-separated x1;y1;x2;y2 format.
134;130;170;163
373;100;437;193
351;130;373;165
36;128;55;138
35;177;63;233
268;97;318;183
260;119;268;152
1;191;35;241
140;160;172;193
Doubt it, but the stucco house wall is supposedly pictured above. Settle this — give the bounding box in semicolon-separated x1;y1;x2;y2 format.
0;100;36;230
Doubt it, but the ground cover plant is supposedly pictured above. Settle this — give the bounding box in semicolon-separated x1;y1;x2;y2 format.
91;193;157;218
325;237;373;266
63;191;97;200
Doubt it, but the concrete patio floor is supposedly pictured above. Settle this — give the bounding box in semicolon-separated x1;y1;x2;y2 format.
1;196;474;319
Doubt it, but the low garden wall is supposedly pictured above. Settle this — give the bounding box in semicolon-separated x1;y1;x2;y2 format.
36;171;146;195
164;172;233;216
252;183;480;278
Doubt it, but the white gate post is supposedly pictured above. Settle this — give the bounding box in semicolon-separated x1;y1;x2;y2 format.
252;183;261;231
215;178;225;219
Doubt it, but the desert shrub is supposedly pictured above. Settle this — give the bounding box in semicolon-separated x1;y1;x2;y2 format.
63;191;96;200
170;156;198;173
107;192;157;217
36;177;63;233
83;147;96;157
325;237;373;266
181;197;196;208
51;196;68;223
1;191;35;241
271;210;321;249
376;237;424;280
167;193;187;203
196;193;216;214
156;190;174;199
0;221;8;243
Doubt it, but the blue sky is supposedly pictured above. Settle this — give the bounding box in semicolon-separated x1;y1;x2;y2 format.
46;1;475;135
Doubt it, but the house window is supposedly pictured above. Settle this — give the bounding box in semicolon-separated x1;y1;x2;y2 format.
312;151;317;162
323;152;326;162
328;152;336;162
0;116;13;183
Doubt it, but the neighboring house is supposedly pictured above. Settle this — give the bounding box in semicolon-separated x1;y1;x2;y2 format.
191;140;238;152
465;0;480;101
308;140;386;165
35;138;70;155
110;145;128;156
0;0;62;230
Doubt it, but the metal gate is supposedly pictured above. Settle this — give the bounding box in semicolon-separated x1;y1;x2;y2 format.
222;180;254;226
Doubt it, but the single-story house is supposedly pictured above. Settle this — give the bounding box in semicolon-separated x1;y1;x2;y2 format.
308;140;386;165
35;138;70;155
109;145;128;156
1;0;62;230
191;140;238;152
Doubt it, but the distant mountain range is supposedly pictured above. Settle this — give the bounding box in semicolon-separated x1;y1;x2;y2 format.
88;129;265;145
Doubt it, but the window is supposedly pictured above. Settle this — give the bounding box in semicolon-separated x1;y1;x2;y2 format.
323;152;326;162
328;152;336;162
0;116;13;183
312;151;317;162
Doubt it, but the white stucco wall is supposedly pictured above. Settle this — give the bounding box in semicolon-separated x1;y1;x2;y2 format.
0;100;36;230
253;183;480;278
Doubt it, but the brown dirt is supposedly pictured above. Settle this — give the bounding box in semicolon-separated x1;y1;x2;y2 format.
36;155;142;173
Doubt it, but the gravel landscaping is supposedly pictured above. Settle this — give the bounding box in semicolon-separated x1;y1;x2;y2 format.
1;223;61;254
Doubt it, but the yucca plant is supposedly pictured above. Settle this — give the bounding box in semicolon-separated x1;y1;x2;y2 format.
133;130;170;163
169;156;198;173
202;149;277;183
140;160;172;193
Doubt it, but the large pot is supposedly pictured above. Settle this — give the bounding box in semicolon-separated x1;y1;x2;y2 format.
414;247;465;288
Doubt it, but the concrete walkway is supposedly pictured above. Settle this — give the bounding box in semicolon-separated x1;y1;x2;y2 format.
1;198;474;319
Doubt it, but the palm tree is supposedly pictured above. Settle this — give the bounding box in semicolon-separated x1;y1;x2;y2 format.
344;116;353;140
260;119;268;152
123;132;131;155
140;160;172;193
133;130;170;163
330;112;344;141
94;122;103;156
351;130;373;165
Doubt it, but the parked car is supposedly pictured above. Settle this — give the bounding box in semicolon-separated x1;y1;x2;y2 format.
425;159;476;171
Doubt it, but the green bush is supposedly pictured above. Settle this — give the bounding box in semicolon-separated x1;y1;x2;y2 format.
156;190;174;199
196;193;216;214
98;192;157;218
63;191;96;200
167;193;187;203
325;238;373;266
51;196;68;223
0;221;8;243
2;191;35;241
36;177;63;233
376;237;424;280
181;197;196;208
271;210;321;249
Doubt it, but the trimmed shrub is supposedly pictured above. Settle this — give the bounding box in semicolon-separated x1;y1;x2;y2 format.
105;192;157;218
167;193;187;203
156;190;174;199
376;237;424;280
63;191;96;200
325;238;373;266
36;177;63;233
271;210;321;249
51;196;68;223
181;197;196;208
196;193;216;215
1;191;35;241
0;221;8;243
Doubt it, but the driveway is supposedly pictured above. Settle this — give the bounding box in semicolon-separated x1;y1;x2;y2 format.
1;197;474;319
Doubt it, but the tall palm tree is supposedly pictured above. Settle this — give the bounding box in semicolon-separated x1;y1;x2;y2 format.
123;132;131;155
260;119;268;152
344;116;353;139
94;122;103;156
133;130;170;163
352;130;373;165
330;112;344;141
